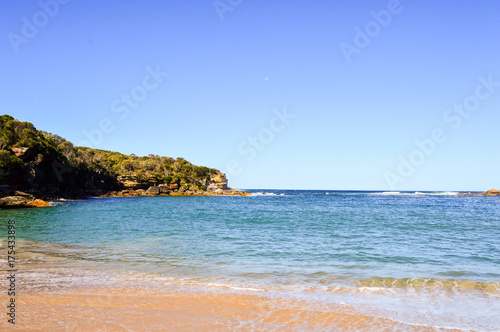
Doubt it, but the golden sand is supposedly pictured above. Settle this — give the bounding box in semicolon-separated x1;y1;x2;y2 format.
0;287;459;331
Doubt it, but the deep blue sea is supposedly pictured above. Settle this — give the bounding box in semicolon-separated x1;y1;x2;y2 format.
2;190;500;330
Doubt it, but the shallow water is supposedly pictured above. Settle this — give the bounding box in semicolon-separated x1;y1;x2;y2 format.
1;190;499;330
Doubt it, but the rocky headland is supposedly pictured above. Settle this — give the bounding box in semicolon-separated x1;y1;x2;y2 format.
104;174;249;197
0;115;248;209
457;188;500;196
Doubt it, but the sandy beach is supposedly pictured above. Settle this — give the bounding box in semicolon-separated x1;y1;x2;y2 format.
1;285;448;331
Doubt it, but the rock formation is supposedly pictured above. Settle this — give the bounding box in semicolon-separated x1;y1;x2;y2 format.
0;114;248;208
457;188;500;196
0;190;51;209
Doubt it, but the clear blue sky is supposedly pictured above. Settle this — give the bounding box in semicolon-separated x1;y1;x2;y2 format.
1;0;499;191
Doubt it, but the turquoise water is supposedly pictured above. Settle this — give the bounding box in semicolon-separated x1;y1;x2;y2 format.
4;190;500;282
2;190;500;329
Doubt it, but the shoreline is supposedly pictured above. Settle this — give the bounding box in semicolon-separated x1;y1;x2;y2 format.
103;187;251;198
3;251;497;332
3;187;499;209
0;286;416;331
0;188;251;209
1;270;497;331
3;187;500;210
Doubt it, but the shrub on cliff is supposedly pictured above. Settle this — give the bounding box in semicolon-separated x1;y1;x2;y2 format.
1;115;225;195
0;150;22;169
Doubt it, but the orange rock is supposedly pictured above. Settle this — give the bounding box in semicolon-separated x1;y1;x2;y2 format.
29;199;51;207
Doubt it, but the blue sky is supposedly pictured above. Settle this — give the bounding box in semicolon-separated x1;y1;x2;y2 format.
1;0;499;191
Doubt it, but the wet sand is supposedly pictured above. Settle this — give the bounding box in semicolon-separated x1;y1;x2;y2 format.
0;286;451;331
1;239;499;330
0;245;497;331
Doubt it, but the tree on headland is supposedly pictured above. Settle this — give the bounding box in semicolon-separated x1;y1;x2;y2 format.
0;115;224;196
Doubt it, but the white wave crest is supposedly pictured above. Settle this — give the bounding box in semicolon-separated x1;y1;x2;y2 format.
372;191;458;196
251;192;284;197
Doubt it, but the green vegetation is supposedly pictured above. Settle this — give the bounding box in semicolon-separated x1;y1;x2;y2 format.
69;146;218;190
0;115;222;195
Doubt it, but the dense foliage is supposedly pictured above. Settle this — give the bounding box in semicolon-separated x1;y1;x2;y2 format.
69;146;216;189
0;115;219;195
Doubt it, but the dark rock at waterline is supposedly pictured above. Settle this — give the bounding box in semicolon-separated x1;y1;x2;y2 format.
0;195;51;209
0;195;30;208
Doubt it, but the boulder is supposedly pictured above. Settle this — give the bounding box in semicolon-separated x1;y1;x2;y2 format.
485;188;500;196
459;189;500;196
14;191;35;199
158;185;170;194
146;186;160;195
0;196;30;208
169;183;179;190
28;199;51;207
0;196;51;209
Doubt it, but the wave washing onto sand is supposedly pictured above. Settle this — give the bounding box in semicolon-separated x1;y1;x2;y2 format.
355;277;500;293
4;283;485;331
1;240;499;331
7;240;499;296
5;263;500;331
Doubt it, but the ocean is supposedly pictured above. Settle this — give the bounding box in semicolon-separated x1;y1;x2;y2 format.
1;190;499;330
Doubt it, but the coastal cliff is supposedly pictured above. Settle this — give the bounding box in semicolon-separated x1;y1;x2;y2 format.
0;115;247;208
